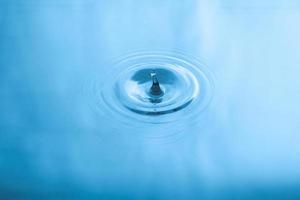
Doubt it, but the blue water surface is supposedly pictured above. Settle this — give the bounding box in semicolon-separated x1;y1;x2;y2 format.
1;0;300;199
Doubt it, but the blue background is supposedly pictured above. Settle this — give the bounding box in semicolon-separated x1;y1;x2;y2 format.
1;0;300;199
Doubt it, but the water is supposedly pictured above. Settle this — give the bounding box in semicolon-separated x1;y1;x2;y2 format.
98;52;213;122
1;0;300;199
84;52;214;141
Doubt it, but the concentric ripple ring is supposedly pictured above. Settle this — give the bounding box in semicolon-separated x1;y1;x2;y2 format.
98;52;214;125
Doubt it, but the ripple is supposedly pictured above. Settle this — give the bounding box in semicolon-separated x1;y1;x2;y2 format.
84;52;214;140
115;63;199;116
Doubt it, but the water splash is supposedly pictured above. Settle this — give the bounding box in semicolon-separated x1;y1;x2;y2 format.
84;52;214;139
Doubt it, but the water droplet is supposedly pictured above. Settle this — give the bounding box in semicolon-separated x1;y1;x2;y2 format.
149;70;164;98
